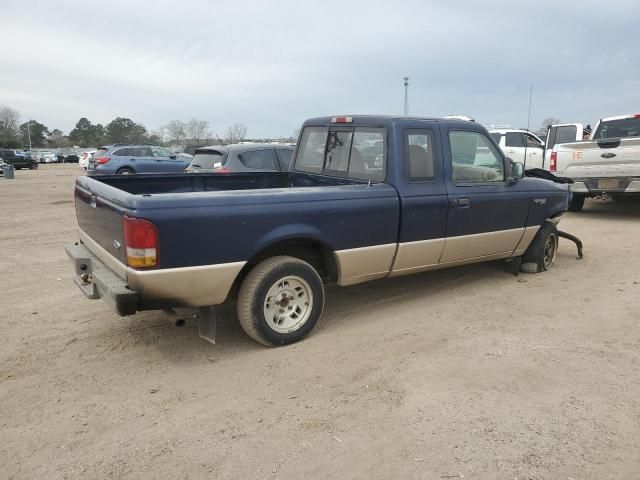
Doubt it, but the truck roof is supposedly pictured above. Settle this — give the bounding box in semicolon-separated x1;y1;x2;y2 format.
600;113;640;122
302;115;482;130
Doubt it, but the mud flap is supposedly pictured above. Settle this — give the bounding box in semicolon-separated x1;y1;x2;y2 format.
198;306;217;345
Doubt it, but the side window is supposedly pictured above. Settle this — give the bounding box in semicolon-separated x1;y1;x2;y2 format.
113;148;129;156
130;147;152;157
276;148;293;170
490;133;503;145
450;131;504;183
406;129;436;181
349;128;385;182
152;147;171;158
525;134;542;148
295;127;328;174
505;132;525;147
324;130;353;176
239;149;278;170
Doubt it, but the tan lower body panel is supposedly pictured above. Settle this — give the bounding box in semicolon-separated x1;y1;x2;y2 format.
440;227;525;263
79;228;245;307
389;238;446;276
335;243;397;286
512;225;540;256
127;261;245;307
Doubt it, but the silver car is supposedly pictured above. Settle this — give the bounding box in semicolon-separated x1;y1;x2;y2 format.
186;143;294;173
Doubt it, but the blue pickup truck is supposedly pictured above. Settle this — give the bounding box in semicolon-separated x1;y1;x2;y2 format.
66;115;570;346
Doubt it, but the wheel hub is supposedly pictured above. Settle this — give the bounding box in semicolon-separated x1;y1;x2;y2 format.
263;276;313;334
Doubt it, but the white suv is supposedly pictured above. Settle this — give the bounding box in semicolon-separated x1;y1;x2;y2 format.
488;128;545;169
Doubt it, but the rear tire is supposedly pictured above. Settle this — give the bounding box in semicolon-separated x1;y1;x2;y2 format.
568;193;585;212
521;222;559;273
237;256;325;346
116;167;135;175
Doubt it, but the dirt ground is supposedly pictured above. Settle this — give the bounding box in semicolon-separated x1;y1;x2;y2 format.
1;164;639;479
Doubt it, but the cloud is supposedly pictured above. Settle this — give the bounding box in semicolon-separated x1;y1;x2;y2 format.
1;0;639;136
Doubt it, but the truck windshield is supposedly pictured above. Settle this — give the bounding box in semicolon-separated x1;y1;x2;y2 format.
592;117;640;140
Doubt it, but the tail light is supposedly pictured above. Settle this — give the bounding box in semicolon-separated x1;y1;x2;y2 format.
122;216;158;268
550;151;557;172
214;166;232;173
96;157;110;164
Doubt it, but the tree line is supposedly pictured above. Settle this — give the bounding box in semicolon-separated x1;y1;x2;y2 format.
0;104;249;149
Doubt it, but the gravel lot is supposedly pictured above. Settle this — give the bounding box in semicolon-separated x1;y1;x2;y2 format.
2;165;639;479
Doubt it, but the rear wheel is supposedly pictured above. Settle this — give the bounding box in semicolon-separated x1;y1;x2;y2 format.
568;193;585;212
116;167;135;175
521;222;559;273
237;256;325;346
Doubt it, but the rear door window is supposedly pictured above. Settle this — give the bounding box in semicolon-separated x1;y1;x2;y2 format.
238;149;278;170
276;148;293;170
505;132;525;147
406;129;436;181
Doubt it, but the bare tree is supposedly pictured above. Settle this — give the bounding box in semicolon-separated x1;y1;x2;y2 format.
152;125;167;144
539;117;561;135
165;120;187;143
0;105;20;143
186;118;211;142
225;123;248;143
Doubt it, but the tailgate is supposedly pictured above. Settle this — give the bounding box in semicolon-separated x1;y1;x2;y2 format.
556;138;640;178
74;181;128;266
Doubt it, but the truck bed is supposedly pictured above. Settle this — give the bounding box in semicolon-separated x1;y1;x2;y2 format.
74;172;400;271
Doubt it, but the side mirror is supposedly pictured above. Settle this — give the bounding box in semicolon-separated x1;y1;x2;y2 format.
170;154;176;159
511;161;524;179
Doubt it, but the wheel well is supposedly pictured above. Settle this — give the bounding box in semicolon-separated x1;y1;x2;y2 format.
117;166;135;173
229;239;338;299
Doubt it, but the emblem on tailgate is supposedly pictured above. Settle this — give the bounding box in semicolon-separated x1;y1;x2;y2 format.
533;198;547;205
601;152;616;159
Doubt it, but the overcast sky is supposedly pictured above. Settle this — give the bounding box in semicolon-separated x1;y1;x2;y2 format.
2;0;639;137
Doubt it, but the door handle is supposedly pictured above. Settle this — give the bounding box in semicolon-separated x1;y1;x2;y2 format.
130;158;136;162
455;198;471;208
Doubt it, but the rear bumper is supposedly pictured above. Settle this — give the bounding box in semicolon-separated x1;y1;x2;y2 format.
65;243;139;316
570;177;640;194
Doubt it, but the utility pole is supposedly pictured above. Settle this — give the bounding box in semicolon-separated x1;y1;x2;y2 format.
27;120;32;150
403;76;410;116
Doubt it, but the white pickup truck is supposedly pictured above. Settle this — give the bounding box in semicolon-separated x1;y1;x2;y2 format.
549;114;640;211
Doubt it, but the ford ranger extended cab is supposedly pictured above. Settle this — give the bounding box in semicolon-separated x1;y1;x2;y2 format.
549;113;640;211
66;115;570;346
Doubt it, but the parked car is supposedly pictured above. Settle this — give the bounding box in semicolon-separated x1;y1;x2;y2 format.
36;151;57;163
79;150;96;169
172;144;207;158
87;145;190;175
0;148;37;169
186;144;294;173
66;115;570;346
549;113;640;211
56;150;80;163
489;128;545;169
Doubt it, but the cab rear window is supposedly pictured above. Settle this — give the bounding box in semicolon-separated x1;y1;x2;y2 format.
295;126;386;182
